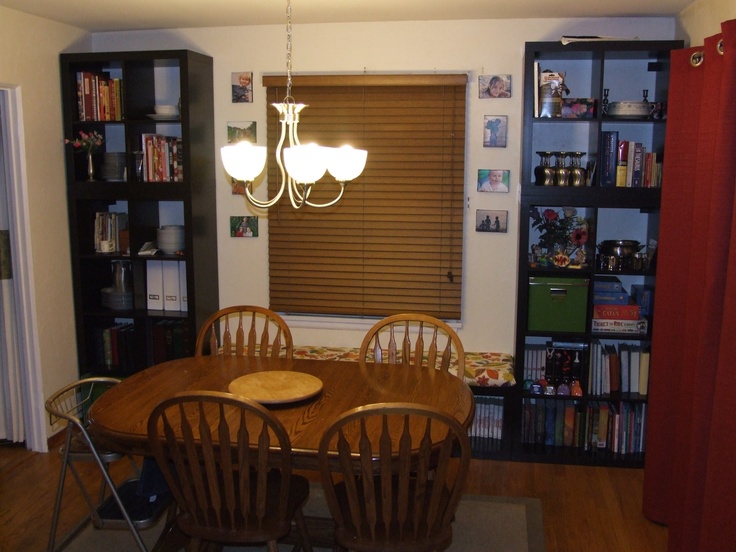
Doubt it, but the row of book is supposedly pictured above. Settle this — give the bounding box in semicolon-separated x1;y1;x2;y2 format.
93;319;193;374
600;131;662;188
589;340;650;396
521;398;646;455
467;396;503;440
76;71;123;122
141;133;184;182
94;211;128;253
524;337;650;397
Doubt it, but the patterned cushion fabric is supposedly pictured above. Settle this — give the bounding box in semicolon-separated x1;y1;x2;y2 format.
292;346;515;387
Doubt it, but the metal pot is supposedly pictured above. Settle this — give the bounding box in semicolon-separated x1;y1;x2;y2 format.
597;240;646;272
597;240;645;257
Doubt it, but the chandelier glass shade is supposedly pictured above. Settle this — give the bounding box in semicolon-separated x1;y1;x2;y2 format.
220;0;367;209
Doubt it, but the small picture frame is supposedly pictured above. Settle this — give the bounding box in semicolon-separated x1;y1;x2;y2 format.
479;74;512;99
483;115;508;148
476;209;508;233
231;72;253;103
230;216;259;237
478;169;510;193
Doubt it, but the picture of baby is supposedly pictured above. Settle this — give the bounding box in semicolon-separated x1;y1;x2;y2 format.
232;72;253;103
479;74;512;99
478;169;510;193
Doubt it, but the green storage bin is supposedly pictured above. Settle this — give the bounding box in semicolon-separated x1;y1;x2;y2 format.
528;277;589;333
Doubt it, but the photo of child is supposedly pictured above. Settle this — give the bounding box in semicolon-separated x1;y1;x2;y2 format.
478;169;510;193
479;74;512;99
232;72;253;103
230;216;259;238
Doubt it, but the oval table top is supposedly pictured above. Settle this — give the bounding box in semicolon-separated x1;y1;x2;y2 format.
88;355;475;470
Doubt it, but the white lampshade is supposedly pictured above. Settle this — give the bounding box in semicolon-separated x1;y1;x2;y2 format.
326;145;368;182
283;144;329;183
221;141;267;182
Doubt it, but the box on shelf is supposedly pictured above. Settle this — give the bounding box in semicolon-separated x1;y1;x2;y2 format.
591;318;648;335
631;284;654;316
528;277;589;333
561;98;596;119
593;290;629;305
593;303;640;320
593;276;623;293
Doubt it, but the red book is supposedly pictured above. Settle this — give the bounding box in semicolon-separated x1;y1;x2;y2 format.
593;303;641;320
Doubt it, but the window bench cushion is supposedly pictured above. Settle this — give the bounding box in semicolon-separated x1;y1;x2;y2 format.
292;346;515;387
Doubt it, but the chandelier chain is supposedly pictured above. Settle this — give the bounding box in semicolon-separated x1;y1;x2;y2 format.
286;0;293;97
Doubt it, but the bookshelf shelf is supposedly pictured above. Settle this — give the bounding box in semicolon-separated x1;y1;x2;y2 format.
61;50;218;378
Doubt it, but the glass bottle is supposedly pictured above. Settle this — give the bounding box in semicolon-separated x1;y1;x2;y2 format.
534;151;555;186
569;152;587;187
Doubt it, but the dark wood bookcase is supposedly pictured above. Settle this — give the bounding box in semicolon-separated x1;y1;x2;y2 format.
504;39;683;467
60;50;218;377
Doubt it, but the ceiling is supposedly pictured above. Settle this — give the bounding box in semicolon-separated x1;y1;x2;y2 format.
0;0;691;33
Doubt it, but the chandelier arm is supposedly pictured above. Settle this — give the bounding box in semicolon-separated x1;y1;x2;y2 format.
304;182;347;208
243;181;280;209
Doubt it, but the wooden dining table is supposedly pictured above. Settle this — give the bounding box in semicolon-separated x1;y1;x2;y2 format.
88;354;476;470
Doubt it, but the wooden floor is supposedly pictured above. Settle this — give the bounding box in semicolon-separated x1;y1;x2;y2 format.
0;439;668;552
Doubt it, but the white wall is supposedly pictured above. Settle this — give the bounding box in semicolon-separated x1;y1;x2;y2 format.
679;0;736;45
89;17;678;352
0;7;89;442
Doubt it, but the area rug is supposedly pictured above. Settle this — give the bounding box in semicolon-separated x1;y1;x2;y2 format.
68;486;545;551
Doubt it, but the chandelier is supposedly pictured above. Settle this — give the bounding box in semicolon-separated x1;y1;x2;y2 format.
220;0;367;209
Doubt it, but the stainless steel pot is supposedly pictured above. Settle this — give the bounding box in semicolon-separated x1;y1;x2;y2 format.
597;240;646;272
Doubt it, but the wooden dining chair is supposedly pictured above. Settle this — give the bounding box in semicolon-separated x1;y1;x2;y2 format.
147;390;312;552
194;305;294;358
359;313;466;378
318;402;471;552
45;377;150;552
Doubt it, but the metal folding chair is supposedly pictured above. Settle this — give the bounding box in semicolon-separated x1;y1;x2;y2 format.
45;377;161;551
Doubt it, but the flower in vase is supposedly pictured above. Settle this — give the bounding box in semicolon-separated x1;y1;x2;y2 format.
65;130;105;154
570;226;589;246
530;206;591;265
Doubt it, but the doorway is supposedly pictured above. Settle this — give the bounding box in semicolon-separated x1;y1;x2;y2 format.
0;86;46;452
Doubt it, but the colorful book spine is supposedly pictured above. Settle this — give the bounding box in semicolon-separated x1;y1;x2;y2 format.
615;140;628;187
591;318;648;334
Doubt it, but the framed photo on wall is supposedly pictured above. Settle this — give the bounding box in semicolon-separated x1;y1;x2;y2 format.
483;115;508;148
230;216;259;237
478;169;510;193
479;74;512;98
231;71;253;103
476;209;508;233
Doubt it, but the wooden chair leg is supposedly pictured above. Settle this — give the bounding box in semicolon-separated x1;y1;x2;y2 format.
293;507;313;552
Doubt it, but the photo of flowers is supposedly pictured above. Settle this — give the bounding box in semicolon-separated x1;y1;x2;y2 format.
231;71;253;103
478;169;510;193
230;216;259;238
528;206;591;268
479;74;512;99
476;209;508;233
227;121;257;194
483;115;508;148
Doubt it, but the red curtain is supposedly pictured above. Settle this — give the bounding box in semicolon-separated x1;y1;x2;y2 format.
643;19;736;551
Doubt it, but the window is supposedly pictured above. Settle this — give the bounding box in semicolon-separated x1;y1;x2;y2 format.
264;74;466;320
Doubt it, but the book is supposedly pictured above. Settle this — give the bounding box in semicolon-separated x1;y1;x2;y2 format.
563;401;575;446
631;143;645;187
592;318;648;334
146;260;164;310
629;345;641;394
606;344;621;393
600;131;619;187
162;261;181;311
615;139;629;187
638;350;651;395
597;402;610;448
593;303;641;320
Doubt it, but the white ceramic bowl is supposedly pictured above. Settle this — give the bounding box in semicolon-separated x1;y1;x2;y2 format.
153;104;178;116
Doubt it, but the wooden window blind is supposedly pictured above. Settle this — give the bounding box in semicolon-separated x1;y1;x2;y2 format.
264;74;466;319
